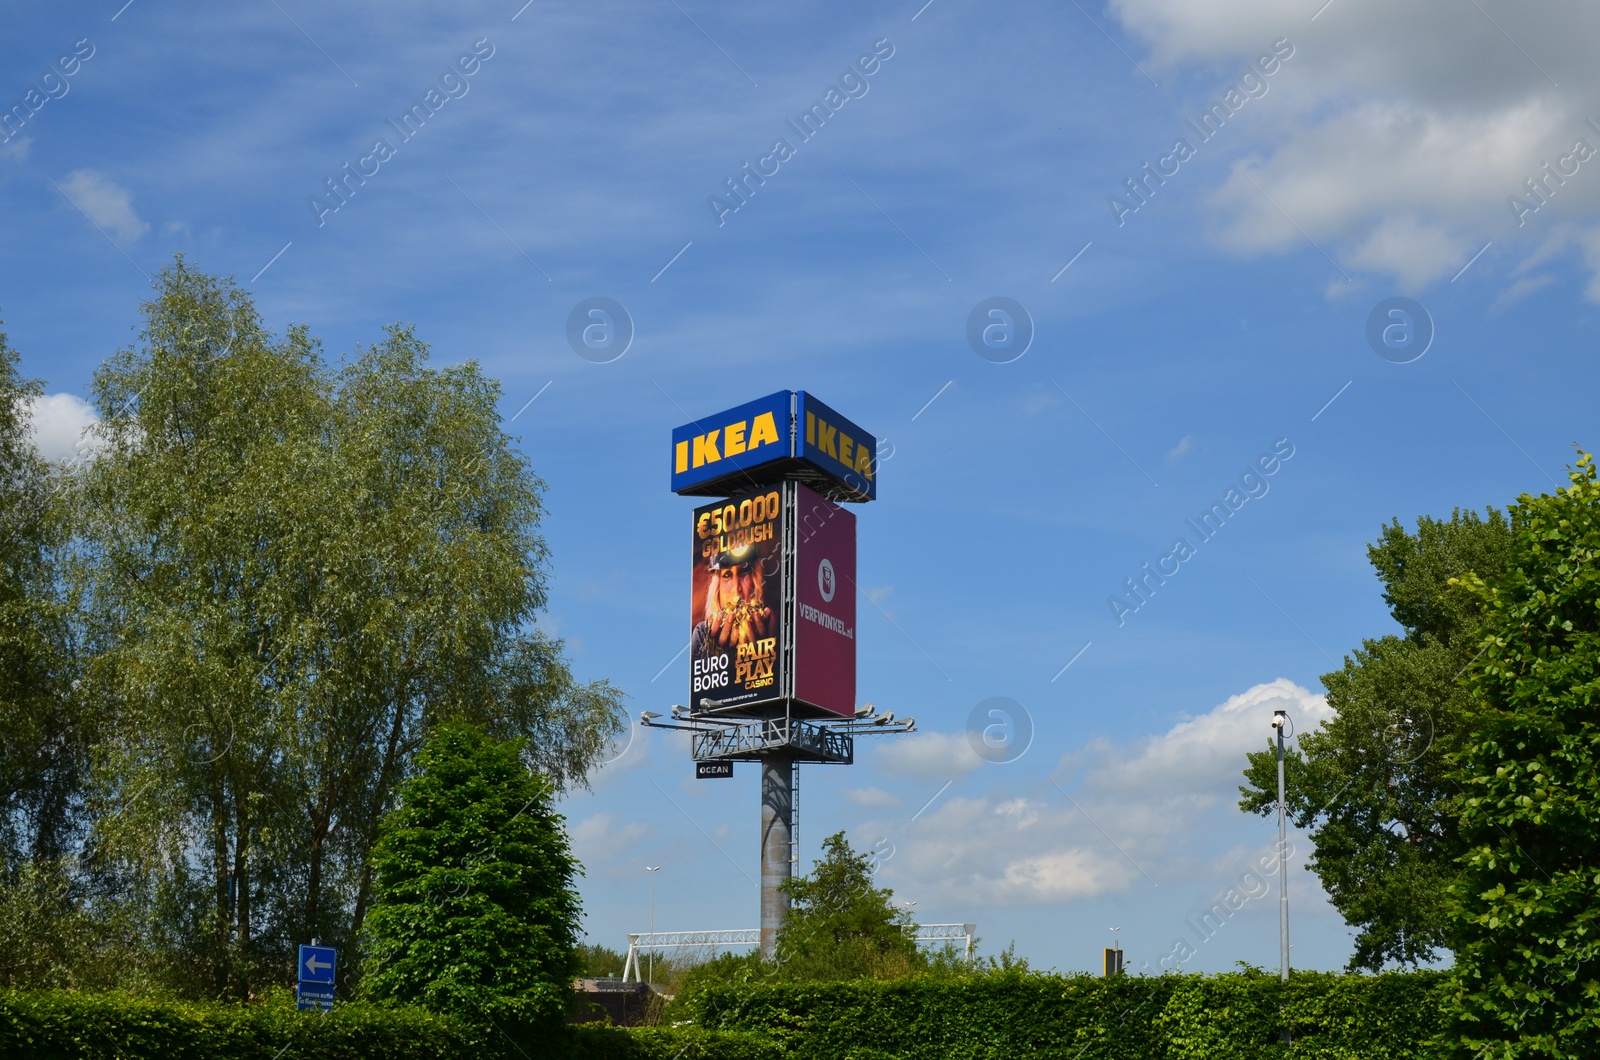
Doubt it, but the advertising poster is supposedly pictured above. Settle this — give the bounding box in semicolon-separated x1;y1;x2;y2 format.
690;485;786;712
793;482;857;717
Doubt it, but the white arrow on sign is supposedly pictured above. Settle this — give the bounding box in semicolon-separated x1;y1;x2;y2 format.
304;954;333;975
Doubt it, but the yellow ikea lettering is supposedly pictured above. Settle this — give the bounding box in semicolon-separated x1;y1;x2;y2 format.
693;430;721;467
679;411;782;476
854;445;873;480
838;433;854;467
817;421;837;459
748;411;780;449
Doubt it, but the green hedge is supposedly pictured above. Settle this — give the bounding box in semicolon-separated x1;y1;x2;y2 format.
569;1024;782;1059
680;969;1452;1059
0;974;1454;1059
0;990;483;1060
0;990;778;1060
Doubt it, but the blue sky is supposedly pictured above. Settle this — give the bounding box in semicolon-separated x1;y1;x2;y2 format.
6;0;1599;975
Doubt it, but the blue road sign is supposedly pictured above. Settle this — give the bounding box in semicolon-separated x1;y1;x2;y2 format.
299;944;337;985
296;984;334;1012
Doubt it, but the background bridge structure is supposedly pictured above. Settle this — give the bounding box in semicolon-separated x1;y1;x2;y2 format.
621;923;978;982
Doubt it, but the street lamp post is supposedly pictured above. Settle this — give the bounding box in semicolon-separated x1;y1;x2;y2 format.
646;866;661;986
1271;709;1289;982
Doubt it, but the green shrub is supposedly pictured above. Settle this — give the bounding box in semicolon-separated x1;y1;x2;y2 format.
1446;453;1600;1057
681;969;1451;1059
569;1023;782;1059
0;988;485;1060
361;721;582;1041
0;972;1456;1059
0;989;783;1060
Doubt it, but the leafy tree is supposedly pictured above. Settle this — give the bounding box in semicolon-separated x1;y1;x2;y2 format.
774;831;921;980
1446;453;1600;1058
361;720;581;1042
0;324;82;867
1241;509;1512;969
67;259;623;994
576;941;629;978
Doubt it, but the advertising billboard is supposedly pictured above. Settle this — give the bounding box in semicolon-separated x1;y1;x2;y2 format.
690;485;786;712
792;482;857;717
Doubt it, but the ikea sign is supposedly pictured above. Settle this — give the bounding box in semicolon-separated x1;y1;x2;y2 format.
671;391;876;501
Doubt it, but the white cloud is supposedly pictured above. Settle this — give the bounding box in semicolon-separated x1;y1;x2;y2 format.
1108;0;1600;293
58;170;150;243
1166;435;1195;462
873;730;985;781
1346;215;1474;292
843;786;903;809
570;811;652;866
0;137;32;162
1080;678;1328;794
1576;227;1600;300
884;679;1329;907
27;392;98;464
866;585;896;621
1491;274;1556;313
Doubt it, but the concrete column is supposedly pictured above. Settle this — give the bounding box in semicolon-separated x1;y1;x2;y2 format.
759;755;793;959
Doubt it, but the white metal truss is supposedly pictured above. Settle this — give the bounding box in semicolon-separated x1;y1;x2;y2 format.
621;929;761;980
621;923;977;981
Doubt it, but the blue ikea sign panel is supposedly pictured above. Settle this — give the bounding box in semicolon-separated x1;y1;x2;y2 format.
671;390;792;495
796;392;876;502
671;391;877;501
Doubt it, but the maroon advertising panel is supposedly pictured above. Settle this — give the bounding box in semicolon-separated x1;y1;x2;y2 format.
793;482;857;717
690;485;785;712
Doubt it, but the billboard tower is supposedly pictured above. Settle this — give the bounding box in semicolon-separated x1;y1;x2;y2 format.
641;391;914;957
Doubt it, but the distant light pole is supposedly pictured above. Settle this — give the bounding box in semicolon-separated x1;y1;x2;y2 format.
1271;709;1290;981
646;866;662;986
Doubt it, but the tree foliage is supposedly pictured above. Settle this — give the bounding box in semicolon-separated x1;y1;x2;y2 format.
1240;508;1512;969
362;720;581;1042
1446;453;1600;1058
0;324;81;867
0;259;624;996
774;831;920;980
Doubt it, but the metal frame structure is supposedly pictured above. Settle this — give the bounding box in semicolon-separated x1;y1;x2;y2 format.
621;923;977;982
640;703;913;958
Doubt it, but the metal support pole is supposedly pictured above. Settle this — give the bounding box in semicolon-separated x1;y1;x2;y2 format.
646;866;660;985
760;755;793;959
1276;711;1289;982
